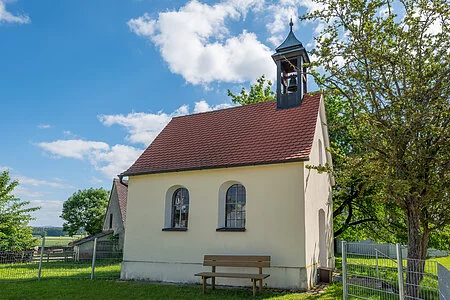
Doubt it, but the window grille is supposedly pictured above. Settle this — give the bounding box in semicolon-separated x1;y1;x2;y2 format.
225;184;246;228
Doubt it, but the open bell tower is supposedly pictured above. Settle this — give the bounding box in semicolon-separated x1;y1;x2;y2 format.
272;19;310;109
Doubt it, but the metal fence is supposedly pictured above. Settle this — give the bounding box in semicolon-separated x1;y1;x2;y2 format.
342;241;448;300
0;236;122;282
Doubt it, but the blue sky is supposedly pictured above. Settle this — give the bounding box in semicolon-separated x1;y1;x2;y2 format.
0;0;321;226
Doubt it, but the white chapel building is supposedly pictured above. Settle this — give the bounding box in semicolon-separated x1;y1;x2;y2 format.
118;23;334;290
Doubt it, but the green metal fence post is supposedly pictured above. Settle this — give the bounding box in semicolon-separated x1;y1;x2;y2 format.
342;241;348;300
91;237;97;280
396;243;404;300
37;236;45;280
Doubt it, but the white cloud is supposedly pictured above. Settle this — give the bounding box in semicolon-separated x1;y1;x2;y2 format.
193;100;234;114
127;0;274;85
62;130;80;138
410;5;445;36
98;105;189;146
37;140;110;160
90;177;104;184
99;101;233;145
37;140;143;178
265;0;330;46
38;124;51;129
91;144;143;179
0;0;30;24
266;5;299;46
0;166;11;172
1;169;73;199
14;186;45;198
38;100;232;178
28;200;64;227
127;13;156;36
15;176;74;189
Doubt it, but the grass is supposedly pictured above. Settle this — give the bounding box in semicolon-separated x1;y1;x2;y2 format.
0;260;121;280
0;280;343;300
0;260;343;299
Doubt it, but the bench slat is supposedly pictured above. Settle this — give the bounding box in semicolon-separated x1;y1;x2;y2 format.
204;255;270;262
204;260;270;267
195;272;270;279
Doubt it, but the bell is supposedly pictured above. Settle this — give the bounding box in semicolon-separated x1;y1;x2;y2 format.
287;77;297;92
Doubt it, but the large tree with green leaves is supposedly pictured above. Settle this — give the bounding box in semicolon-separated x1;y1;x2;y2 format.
0;171;39;251
323;94;406;243
303;0;450;296
61;188;109;236
227;75;275;105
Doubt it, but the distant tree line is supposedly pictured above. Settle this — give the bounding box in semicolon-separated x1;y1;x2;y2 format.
32;227;85;237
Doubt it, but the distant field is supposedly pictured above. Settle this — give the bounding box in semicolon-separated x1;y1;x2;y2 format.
434;255;450;268
34;236;83;247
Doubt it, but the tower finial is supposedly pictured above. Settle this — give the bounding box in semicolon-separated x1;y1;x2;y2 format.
289;18;293;31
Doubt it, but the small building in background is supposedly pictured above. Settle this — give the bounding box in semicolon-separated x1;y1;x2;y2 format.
70;230;114;261
70;179;128;260
102;178;128;250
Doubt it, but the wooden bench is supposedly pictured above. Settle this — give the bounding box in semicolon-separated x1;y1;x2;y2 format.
195;255;270;296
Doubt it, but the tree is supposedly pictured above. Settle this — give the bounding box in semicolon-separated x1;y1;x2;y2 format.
308;93;409;248
0;171;39;251
303;0;450;296
61;188;109;236
227;75;275;105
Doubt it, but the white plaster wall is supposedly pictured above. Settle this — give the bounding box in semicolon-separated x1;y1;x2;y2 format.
121;162;308;289
303;98;334;288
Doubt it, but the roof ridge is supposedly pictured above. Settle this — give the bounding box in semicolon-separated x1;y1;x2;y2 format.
171;99;277;120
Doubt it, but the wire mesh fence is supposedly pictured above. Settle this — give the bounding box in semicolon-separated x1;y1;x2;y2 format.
0;250;38;281
403;258;439;300
0;236;122;282
342;241;447;300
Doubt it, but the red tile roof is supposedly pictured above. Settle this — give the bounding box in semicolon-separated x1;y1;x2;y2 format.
113;179;128;225
122;93;322;176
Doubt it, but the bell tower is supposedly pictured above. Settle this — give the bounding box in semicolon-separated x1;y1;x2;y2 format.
272;19;310;109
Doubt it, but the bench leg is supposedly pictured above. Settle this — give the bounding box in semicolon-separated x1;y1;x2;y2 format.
252;279;256;296
259;279;263;292
202;277;207;294
212;277;215;290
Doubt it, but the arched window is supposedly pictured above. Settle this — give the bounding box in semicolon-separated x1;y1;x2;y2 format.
225;184;246;228
172;188;189;228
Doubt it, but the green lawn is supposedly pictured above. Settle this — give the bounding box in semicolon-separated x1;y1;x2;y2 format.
0;260;121;280
0;261;343;299
0;279;343;299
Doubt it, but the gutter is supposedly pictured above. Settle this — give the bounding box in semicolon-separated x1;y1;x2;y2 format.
120;157;310;177
118;175;128;187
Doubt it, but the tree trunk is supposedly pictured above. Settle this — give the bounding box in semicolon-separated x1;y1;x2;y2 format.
405;201;429;299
